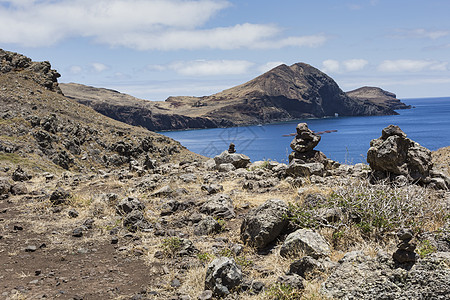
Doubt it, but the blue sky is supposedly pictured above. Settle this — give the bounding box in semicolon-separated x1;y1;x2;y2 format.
1;0;450;100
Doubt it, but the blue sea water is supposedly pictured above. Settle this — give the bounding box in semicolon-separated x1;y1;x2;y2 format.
160;97;450;164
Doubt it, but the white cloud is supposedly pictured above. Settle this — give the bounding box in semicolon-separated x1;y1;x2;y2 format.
258;61;285;73
150;60;254;76
0;0;327;50
342;59;368;71
91;62;108;72
378;60;448;72
392;28;450;40
69;65;83;74
322;59;340;73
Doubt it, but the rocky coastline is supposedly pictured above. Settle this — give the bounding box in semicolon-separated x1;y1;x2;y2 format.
1;49;449;299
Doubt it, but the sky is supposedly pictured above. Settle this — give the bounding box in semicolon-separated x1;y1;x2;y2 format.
1;0;450;100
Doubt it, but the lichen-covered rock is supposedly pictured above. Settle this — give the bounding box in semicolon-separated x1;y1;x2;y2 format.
280;229;331;258
200;194;235;220
240;199;288;249
205;257;243;297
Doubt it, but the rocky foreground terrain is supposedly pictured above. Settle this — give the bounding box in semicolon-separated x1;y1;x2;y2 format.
1;49;450;300
61;63;407;131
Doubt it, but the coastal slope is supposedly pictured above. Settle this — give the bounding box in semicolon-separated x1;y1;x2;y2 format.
61;63;403;131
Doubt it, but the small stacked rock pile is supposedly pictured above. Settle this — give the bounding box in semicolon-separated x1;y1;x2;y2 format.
392;229;417;264
367;125;450;189
207;143;251;172
286;123;333;177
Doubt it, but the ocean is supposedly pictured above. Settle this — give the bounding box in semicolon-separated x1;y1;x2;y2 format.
159;97;450;164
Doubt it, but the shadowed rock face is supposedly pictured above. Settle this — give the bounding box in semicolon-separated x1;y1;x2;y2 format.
61;63;399;131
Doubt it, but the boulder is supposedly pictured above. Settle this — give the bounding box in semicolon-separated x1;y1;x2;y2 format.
201;184;224;195
200;194;235;220
240;199;289;249
205;257;243;297
367;125;445;187
289;256;326;279
49;188;71;205
12;166;32;181
194;216;222;236
280;229;331;258
286;161;324;177
214;151;250;169
0;177;12;198
123;210;151;232
116;197;145;215
276;274;304;290
217;163;236;172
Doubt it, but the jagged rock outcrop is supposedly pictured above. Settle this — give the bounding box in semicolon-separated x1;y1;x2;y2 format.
367;125;450;189
347;86;411;110
61;63;401;131
1;49;61;93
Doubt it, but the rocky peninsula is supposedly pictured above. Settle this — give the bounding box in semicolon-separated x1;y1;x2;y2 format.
61;63;408;131
1;49;449;299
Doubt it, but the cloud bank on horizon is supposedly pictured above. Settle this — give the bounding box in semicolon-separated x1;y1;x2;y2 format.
1;0;450;99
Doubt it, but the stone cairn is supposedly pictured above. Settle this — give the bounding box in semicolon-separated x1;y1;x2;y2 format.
392;229;417;264
286;123;332;177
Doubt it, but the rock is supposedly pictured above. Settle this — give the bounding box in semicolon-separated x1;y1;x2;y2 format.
68;209;79;218
160;199;181;216
0;177;12;198
214;151;250;169
286;161;324;177
290;123;321;153
116;197;145;215
25;245;37;252
392;228;417;264
10;183;27;195
201;184;224;195
200;194;236;220
176;238;199;256
194;216;222;236
49;188;70;205
240;199;289;249
367;125;443;187
227;143;236;154
205;257;243;297
276;274;304;290
198;290;213;300
289;256;325;279
322;251;450;299
217;163;236;172
72;227;83;237
12;166;32;181
280;229;331;258
180;173;197;183
123;210;152;232
151;185;175;197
